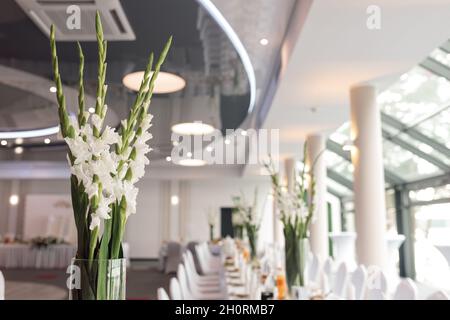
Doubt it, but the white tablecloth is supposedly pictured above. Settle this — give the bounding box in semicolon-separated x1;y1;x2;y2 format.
0;244;76;269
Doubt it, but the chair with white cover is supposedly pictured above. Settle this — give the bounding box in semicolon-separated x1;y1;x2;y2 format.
195;245;220;275
185;252;221;286
165;242;183;274
157;287;170;300
367;289;386;300
426;290;449;300
332;262;349;298
170;278;183;300
351;265;367;300
182;260;227;299
0;270;5;300
365;268;388;300
392;278;418;300
323;257;334;278
307;254;322;285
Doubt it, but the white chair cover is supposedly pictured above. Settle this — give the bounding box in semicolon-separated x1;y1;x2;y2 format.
0;270;5;300
177;264;193;299
392;278;418;300
332;262;349;297
170;277;183;300
426;290;449;300
157;287;170;300
367;289;386;300
351;265;367;300
307;254;322;285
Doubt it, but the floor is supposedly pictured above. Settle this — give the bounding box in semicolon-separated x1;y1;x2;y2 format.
2;260;172;300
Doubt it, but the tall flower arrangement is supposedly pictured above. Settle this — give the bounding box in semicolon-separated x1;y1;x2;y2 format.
232;188;261;261
50;12;171;299
265;143;321;289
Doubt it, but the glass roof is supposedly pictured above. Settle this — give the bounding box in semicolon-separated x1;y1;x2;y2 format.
326;41;450;198
417;108;450;148
325;150;353;181
378;66;450;127
383;140;442;180
429;48;450;69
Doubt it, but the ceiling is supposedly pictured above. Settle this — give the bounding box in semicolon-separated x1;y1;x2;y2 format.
0;0;256;161
263;0;450;160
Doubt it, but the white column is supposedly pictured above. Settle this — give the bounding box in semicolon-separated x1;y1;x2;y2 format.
350;85;388;269
306;134;328;258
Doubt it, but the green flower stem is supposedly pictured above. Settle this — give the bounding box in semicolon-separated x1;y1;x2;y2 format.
77;42;86;127
50;25;72;139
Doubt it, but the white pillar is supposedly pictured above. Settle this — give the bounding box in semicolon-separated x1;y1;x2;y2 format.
350;85;387;269
306;134;328;258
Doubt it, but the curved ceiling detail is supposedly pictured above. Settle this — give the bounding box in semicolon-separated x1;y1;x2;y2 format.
0;64;119;138
196;0;256;114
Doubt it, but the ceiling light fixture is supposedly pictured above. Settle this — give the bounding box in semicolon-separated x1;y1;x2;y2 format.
122;71;186;94
14;146;24;154
166;156;172;162
49;86;57;93
44;138;51;144
259;38;269;46
171;122;215;136
88;107;95;113
176;159;207;167
0;125;60;139
15;138;23;145
1;140;7;146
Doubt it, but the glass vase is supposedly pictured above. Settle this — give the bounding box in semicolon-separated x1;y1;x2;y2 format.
68;258;126;300
247;229;258;262
284;237;309;293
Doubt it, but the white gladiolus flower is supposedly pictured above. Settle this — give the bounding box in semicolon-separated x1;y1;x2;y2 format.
91;114;103;130
64;102;153;230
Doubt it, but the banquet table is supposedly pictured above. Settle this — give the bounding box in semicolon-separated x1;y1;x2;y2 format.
5;281;67;300
0;243;76;269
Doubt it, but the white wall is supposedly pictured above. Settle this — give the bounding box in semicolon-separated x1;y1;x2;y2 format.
124;180;163;259
0;176;273;259
184;178;272;244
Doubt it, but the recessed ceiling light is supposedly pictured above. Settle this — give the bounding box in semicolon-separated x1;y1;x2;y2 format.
171;122;215;135
206;146;213;152
259;38;269;46
240;130;247;136
166;156;172;162
9;194;19;206
176;159;206;167
122;71;186;94
44;138;51;144
88;107;95;113
1;140;7;146
49;86;57;93
224;139;231;145
15;138;23;145
14;146;24;154
187;152;193;158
